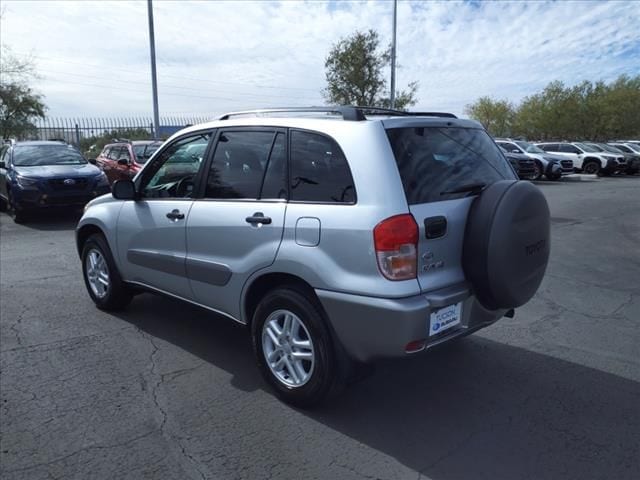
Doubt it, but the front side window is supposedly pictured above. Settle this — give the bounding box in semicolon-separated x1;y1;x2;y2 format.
13;145;86;166
289;130;355;203
141;132;211;199
107;147;122;160
205;130;275;199
133;143;161;164
386;126;515;205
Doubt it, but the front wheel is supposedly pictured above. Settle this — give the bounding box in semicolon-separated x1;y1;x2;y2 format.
251;287;345;407
583;161;600;175
7;190;27;223
81;233;132;311
530;161;543;181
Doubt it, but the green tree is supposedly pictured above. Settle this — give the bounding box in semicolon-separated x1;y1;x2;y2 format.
323;29;418;110
509;76;640;141
464;97;515;137
0;46;46;139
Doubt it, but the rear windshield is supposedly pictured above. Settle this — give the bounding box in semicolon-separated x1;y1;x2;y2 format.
386;127;515;204
13;145;87;166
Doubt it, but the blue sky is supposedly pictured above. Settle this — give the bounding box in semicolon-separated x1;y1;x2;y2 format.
1;0;638;118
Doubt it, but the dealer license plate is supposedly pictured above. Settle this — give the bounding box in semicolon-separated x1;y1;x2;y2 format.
429;302;462;337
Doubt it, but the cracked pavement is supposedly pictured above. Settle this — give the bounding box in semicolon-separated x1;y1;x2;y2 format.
1;175;639;480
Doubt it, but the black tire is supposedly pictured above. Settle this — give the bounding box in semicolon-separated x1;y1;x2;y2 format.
81;233;132;311
583;160;600;175
531;161;543;181
7;190;27;224
251;286;346;408
545;170;562;181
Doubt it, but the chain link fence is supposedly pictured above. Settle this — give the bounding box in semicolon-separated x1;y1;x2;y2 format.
32;116;210;147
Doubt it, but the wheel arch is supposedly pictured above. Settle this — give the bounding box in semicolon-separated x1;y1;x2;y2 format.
241;272;320;326
583;156;602;166
76;223;106;257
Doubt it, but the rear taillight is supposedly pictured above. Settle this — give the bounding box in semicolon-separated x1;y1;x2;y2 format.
373;214;418;281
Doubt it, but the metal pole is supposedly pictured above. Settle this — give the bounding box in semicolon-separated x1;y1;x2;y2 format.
390;0;397;109
147;0;160;140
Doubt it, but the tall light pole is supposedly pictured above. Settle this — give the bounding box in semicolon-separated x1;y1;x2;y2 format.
147;0;160;139
390;0;397;109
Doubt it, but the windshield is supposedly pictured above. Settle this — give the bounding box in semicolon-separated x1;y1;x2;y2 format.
599;144;623;154
386;127;515;204
133;143;161;164
585;143;605;152
576;143;599;153
13;145;87;166
515;141;545;154
626;143;640;153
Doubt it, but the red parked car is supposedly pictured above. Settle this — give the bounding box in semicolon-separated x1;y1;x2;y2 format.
94;140;162;184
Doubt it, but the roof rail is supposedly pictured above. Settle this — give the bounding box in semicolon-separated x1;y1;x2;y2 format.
356;106;457;118
218;106;366;121
111;138;131;143
217;106;457;121
47;138;67;143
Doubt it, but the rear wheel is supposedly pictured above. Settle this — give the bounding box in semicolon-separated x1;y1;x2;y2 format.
583;160;600;175
81;233;132;311
251;286;346;407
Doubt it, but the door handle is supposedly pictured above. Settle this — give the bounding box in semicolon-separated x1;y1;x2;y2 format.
246;212;272;225
166;209;185;221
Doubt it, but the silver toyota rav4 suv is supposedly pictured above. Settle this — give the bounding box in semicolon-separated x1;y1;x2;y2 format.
77;107;550;406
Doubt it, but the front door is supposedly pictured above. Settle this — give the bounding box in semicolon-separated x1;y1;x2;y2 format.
116;131;213;299
186;129;287;320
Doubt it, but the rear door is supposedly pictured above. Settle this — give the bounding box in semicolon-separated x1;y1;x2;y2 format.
385;126;516;293
186;128;287;319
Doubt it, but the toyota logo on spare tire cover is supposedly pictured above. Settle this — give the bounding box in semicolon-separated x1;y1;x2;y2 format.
63;178;76;185
462;180;551;310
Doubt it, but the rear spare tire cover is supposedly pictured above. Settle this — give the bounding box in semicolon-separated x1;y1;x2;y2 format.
463;180;550;310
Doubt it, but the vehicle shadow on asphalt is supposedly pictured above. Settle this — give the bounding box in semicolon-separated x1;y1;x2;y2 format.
2;210;82;231
115;293;639;480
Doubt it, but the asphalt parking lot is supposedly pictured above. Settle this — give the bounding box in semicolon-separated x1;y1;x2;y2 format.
1;175;639;480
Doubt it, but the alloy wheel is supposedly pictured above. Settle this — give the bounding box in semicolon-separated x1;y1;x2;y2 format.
262;309;315;387
85;248;110;298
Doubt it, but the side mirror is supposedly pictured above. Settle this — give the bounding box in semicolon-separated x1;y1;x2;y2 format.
88;158;97;165
112;179;136;200
117;158;130;166
0;160;5;169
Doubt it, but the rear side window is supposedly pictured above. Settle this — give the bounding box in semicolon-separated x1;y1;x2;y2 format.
205;131;274;199
385;127;515;205
289;130;355;203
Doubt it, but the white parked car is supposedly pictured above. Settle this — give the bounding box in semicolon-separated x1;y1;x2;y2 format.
535;142;624;175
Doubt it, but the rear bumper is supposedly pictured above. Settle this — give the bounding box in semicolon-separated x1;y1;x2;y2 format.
316;283;506;363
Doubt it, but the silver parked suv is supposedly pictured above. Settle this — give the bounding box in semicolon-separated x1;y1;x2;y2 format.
77;107;551;406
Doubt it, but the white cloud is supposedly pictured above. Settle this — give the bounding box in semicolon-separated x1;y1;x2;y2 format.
1;0;638;119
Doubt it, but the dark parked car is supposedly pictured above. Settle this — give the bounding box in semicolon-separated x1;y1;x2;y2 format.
95;139;162;185
499;147;537;179
494;139;572;180
0;141;110;223
588;143;640;175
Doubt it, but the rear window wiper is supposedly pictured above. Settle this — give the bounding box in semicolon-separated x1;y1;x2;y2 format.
440;183;486;196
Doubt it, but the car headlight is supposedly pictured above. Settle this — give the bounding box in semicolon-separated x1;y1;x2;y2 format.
15;175;39;187
95;172;109;187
